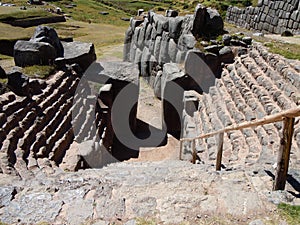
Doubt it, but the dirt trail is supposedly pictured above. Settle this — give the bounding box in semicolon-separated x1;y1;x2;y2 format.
99;44;180;162
264;34;300;45
132;78;180;162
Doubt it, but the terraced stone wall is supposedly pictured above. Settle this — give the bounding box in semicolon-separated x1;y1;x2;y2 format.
0;68;114;176
181;43;300;166
226;0;300;34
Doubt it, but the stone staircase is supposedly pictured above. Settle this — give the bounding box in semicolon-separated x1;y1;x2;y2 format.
0;69;108;177
182;43;300;170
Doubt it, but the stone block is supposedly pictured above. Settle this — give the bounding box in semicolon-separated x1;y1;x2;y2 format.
62;41;96;71
14;41;56;67
168;17;184;40
168;38;177;62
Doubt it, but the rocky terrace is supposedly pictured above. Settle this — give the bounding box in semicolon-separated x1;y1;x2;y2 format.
182;43;300;170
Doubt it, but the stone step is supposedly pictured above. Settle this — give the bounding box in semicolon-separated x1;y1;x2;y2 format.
75;103;96;142
50;128;74;165
0;93;16;109
254;43;300;90
249;48;300;105
45;110;72;159
39;75;74;110
240;56;297;110
2;97;29;117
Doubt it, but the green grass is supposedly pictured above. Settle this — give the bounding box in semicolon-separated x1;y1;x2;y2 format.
0;54;13;60
22;65;55;79
48;0;131;26
264;42;300;60
96;0;174;15
0;7;54;22
278;203;300;225
177;0;259;18
0;78;7;84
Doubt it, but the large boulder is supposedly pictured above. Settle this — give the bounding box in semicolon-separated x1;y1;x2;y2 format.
219;46;234;64
30;25;64;57
165;9;178;17
192;4;223;37
160;63;186;137
62;41;96;71
130;18;143;31
158;32;170;65
191;4;206;37
14;40;56;67
6;70;30;96
205;7;223;35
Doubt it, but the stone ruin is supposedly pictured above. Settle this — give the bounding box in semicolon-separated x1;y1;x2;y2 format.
0;24;142;174
181;43;300;165
0;3;300;224
14;25;96;71
123;4;256;138
0;3;299;177
123;4;226;137
122;4;300;169
226;0;300;34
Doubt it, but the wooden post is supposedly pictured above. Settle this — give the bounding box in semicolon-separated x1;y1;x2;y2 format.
216;132;224;171
179;140;183;160
273;117;295;191
192;139;196;164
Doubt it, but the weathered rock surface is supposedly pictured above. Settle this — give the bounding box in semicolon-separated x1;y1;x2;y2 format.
6;70;30;96
192;4;224;37
13;26;97;71
219;46;235;64
30;25;64;57
0;160;295;224
62;41;96;71
14;40;56;67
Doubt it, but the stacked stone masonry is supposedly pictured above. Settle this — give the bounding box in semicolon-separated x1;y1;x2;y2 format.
0;69;109;176
226;0;300;34
124;12;195;72
124;5;223;79
182;43;300;169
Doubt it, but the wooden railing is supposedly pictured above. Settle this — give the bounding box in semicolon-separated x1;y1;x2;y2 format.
179;106;300;191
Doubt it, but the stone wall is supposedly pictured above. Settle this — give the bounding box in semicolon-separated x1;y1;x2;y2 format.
123;4;224;74
123;5;224;136
226;0;300;34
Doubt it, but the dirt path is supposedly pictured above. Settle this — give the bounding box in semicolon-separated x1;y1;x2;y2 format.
132;78;180;162
265;34;300;45
98;44;180;162
0;58;14;71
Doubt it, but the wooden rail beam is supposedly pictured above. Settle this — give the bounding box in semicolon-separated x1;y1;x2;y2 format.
180;106;300;142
